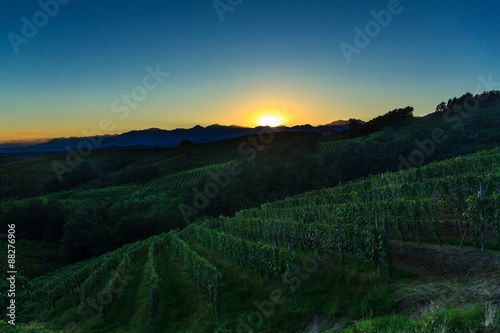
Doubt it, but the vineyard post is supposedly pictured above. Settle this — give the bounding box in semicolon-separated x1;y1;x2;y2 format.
335;216;342;265
102;293;106;320
375;215;380;275
459;207;465;248
417;219;422;246
295;251;299;308
217;266;221;319
416;194;422;246
480;183;485;252
432;192;443;246
383;222;394;284
287;243;291;296
460;221;468;249
151;286;155;325
457;172;465;243
392;190;405;242
74;287;78;320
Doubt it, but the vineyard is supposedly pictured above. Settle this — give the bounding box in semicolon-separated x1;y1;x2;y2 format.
139;162;228;193
319;137;363;150
17;233;171;321
7;146;500;332
47;184;141;202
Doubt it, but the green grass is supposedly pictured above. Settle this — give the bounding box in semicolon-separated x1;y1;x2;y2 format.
343;302;499;333
153;248;217;333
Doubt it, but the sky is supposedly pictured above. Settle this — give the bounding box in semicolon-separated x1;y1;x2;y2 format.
1;0;499;143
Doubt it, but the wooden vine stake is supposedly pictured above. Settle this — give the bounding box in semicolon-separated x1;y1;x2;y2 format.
392;190;405;242
375;215;381;275
480;183;485;253
151;286;155;325
295;251;299;308
432;192;443;247
335;216;342;265
288;243;291;296
47;285;50;310
102;293;106;320
457;172;465;247
383;221;394;284
74;287;78;320
216;266;221;319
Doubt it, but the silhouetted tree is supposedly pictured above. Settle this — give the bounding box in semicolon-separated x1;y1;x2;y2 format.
435;102;446;112
347;118;363;130
348;106;414;137
180;139;194;146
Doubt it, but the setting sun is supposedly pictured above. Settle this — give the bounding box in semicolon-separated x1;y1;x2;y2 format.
258;115;284;127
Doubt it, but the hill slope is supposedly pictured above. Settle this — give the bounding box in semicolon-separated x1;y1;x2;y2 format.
4;146;500;332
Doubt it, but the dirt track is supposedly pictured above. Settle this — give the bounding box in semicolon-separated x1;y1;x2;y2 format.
391;241;500;278
391;241;500;318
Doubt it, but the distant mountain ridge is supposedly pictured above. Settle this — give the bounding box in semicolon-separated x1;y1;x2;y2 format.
0;122;348;153
322;120;348;126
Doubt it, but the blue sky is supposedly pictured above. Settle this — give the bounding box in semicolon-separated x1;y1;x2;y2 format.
1;0;499;142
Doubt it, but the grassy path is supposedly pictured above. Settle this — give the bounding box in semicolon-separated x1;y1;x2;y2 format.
153;248;217;333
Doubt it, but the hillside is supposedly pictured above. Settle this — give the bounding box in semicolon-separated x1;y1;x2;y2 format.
1;103;500;262
2;146;500;332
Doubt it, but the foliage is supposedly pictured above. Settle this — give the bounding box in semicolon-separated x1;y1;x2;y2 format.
171;234;220;312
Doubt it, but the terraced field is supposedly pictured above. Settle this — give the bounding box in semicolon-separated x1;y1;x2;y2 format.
319;137;363;150
139;162;228;193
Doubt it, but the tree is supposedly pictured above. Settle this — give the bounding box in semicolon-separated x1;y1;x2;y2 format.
435;102;447;113
347;118;363;130
180;139;194;146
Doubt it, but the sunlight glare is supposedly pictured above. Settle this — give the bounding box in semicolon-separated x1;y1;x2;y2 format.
258;115;283;127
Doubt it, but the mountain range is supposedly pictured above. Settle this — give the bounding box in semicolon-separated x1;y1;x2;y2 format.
0;122;348;153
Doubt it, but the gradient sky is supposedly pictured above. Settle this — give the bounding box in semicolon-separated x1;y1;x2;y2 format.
1;0;499;143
